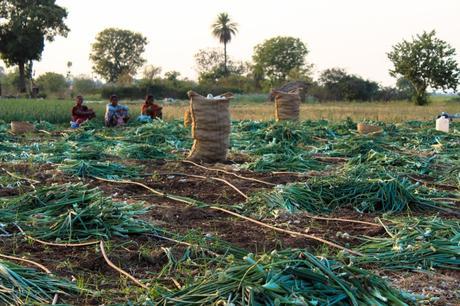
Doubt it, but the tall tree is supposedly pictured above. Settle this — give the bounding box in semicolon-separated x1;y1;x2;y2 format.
66;61;73;81
0;0;69;92
388;30;460;105
194;48;246;83
211;12;238;75
253;36;309;85
90;28;147;83
0;66;4;96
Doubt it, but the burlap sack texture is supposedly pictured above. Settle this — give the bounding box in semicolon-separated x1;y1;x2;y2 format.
273;90;301;121
10;121;35;134
357;123;383;135
187;91;233;163
184;109;192;128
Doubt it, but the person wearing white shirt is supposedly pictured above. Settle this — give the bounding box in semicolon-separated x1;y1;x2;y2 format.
104;95;130;127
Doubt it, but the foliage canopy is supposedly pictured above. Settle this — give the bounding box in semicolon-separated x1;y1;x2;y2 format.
253;36;309;85
90;28;147;83
0;0;69;92
388;30;460;105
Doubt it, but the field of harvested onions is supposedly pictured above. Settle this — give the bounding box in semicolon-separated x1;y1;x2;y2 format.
0;118;459;305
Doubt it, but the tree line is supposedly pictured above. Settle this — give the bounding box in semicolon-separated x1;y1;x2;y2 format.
1;0;459;104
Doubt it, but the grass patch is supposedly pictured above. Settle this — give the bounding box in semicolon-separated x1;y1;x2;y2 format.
1;98;460;124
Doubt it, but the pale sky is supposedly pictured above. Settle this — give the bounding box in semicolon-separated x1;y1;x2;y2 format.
3;0;460;86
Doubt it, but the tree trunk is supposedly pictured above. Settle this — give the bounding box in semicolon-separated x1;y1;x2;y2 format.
224;42;228;76
413;85;428;105
18;61;27;93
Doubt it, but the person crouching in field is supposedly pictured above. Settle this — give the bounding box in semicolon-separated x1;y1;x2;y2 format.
141;95;163;120
71;95;96;128
105;95;130;127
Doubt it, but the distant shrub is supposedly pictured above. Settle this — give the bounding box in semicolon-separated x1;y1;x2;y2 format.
449;95;460;102
232;93;268;103
100;82;243;100
36;72;68;98
72;76;100;96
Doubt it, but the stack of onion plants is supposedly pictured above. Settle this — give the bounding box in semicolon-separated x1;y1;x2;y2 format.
243;174;456;217
58;159;141;179
155;249;421;305
0;183;153;242
351;216;460;271
0;259;79;305
109;142;175;160
122;120;192;150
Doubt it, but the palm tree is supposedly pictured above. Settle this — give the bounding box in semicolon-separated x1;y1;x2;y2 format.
211;12;238;75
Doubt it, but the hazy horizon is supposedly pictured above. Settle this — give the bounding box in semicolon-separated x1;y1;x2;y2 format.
1;0;459;86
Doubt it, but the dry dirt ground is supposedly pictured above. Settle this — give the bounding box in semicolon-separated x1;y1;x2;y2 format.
0;159;459;305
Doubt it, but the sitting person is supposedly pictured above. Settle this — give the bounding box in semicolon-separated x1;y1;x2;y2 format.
141;95;162;120
71;95;95;128
104;95;129;127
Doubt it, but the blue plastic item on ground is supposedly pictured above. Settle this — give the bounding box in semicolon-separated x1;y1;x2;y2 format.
137;115;152;123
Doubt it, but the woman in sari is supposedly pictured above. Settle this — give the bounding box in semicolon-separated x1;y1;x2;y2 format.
104;95;130;127
141;95;162;120
71;95;96;128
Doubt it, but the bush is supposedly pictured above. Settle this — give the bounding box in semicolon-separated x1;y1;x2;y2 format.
72;76;100;96
100;81;244;100
101;86;146;100
449;95;460;102
0;69;21;96
232;93;268;103
36;72;68;98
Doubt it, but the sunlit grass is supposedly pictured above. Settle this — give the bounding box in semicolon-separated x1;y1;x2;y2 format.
1;98;459;124
163;99;460;122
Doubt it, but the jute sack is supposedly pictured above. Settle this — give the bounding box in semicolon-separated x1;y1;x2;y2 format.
184;109;192;127
187;91;232;162
10;121;35;134
273;90;300;121
357;123;382;135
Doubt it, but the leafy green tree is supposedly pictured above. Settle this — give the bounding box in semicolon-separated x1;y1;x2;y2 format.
319;68;349;99
72;76;98;95
253;36;309;85
287;67;313;83
194;48;246;83
248;64;266;91
0;0;69;92
0;69;22;95
195;48;224;75
117;71;134;86
90;28;147;83
319;68;379;101
211;12;238;75
164;71;181;82
142;65;162;85
0;66;4;96
388;30;460;105
396;77;415;99
36;72;67;97
66;61;72;81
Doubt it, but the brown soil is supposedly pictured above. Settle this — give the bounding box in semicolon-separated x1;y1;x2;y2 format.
1;159;458;305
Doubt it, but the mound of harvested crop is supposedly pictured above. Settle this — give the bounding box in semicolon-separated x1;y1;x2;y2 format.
156;250;421;305
0;183;152;241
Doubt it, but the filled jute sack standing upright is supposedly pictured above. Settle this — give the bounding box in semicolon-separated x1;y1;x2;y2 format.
273;90;301;121
187;91;233;162
184;109;192;128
